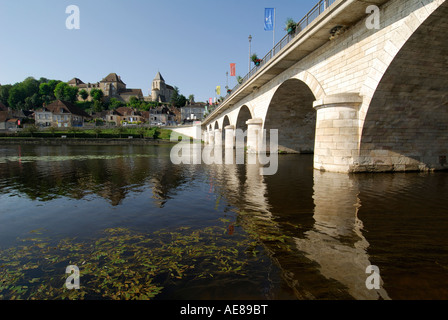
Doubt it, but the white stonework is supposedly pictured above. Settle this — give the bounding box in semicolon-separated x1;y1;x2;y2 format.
201;0;447;173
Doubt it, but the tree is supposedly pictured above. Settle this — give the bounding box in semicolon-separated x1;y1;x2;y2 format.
115;126;126;138
39;80;61;105
0;85;12;107
170;86;187;108
79;89;89;101
68;126;80;138
89;89;104;112
90;89;104;102
127;96;140;109
48;126;57;137
54;82;78;103
108;98;124;110
7;77;40;109
25;124;39;137
94;127;102;138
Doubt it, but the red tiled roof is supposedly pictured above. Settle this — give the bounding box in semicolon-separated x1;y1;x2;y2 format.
101;73;125;85
45;100;91;118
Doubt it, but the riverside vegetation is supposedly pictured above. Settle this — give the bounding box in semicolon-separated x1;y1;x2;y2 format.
0;211;293;300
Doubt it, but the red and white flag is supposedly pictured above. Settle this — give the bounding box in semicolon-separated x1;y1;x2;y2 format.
230;63;236;77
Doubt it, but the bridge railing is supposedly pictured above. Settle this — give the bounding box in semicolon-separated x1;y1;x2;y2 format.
207;0;336;121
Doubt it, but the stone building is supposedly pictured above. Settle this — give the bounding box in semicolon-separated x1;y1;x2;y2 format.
151;72;175;103
68;73;143;103
181;101;206;124
34;100;91;128
105;107;145;125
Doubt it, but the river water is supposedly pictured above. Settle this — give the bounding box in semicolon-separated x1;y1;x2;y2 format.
0;144;447;300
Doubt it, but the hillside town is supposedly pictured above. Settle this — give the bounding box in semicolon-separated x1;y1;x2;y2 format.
0;72;209;131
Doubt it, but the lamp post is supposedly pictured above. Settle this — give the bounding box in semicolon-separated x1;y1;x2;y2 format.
248;35;252;73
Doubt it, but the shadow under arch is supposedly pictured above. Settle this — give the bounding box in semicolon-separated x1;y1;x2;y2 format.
359;3;448;172
222;115;231;141
264;78;316;153
235;105;252;132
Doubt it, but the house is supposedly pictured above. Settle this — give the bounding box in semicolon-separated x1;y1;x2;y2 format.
148;106;177;126
0;102;28;130
34;100;91;128
106;107;145;125
181;101;206;123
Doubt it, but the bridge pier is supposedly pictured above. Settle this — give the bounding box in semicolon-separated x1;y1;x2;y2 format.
214;129;223;147
208;130;215;145
224;125;235;149
246;118;263;153
313;94;363;173
203;131;209;144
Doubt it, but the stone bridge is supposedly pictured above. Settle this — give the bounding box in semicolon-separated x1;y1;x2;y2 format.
201;0;448;173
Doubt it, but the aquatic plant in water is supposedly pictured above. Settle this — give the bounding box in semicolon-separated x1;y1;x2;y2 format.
0;223;261;300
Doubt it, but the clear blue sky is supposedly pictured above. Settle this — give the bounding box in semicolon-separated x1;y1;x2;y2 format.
0;0;317;103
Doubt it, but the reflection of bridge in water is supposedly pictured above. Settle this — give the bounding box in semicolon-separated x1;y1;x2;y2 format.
206;152;391;299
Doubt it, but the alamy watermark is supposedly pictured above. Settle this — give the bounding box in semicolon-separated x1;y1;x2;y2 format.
365;265;381;290
170;129;279;176
65;265;80;290
366;5;380;30
66;5;80;30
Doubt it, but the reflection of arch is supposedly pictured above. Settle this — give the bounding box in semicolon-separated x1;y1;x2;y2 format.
359;4;448;171
235;105;252;132
264;79;316;153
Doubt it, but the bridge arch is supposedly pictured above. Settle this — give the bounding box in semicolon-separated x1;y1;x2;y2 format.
264;78;317;153
235;105;253;132
358;2;448;171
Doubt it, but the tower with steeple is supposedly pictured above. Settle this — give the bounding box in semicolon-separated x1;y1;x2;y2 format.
151;72;175;103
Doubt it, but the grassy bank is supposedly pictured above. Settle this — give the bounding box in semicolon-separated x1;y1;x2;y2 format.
0;127;173;140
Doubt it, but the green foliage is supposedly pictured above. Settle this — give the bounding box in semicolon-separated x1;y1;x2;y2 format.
75;101;93;111
79;89;89;101
285;18;296;33
108;98;124;110
7;77;41;109
54;82;79;104
0;84;12;107
24;125;39;137
89;89;104;103
39;80;60;105
0;222;260;300
93;100;104;112
170;86;187;108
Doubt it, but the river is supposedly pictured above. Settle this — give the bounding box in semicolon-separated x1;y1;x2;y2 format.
0;144;447;300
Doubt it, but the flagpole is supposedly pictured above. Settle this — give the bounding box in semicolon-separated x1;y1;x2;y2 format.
273;8;276;48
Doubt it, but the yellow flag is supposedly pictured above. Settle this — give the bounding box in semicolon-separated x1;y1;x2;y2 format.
216;86;221;96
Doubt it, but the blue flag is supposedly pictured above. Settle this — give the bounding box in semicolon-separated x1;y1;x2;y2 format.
264;8;274;31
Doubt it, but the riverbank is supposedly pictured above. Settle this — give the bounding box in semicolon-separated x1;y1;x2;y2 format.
0;137;177;146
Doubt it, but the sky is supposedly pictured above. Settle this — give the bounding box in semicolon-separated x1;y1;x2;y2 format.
0;0;318;103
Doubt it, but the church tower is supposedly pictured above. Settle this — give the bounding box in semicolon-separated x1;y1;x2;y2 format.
151;72;166;102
